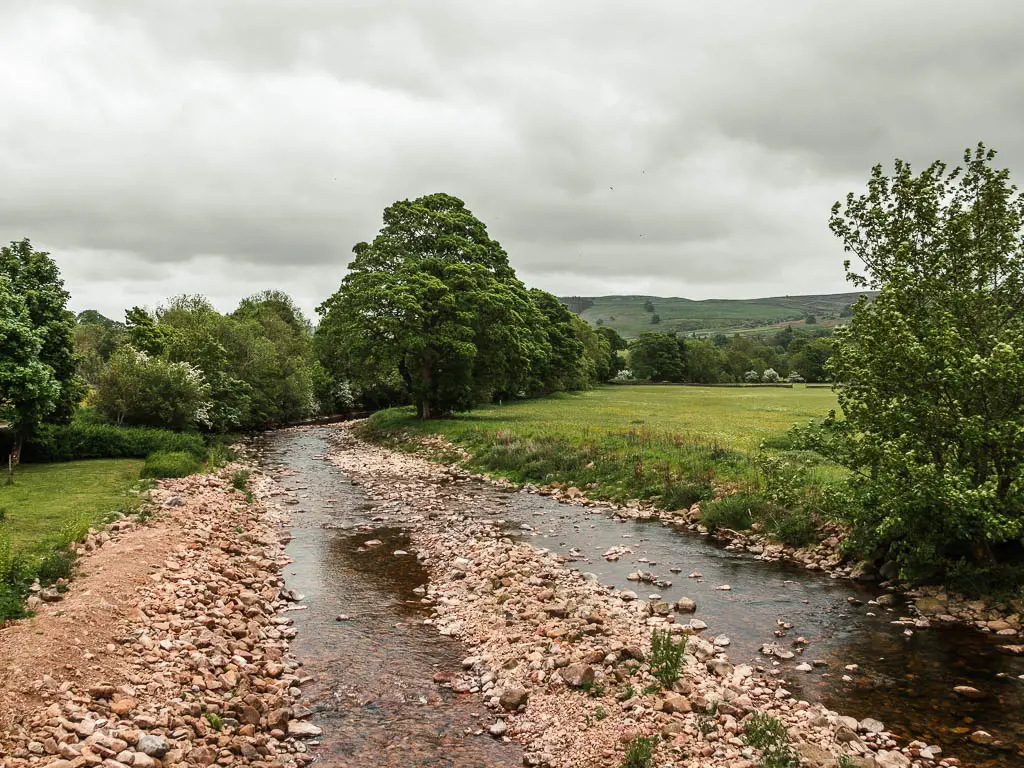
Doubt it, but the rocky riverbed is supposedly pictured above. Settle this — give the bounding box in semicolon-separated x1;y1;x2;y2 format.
308;424;955;768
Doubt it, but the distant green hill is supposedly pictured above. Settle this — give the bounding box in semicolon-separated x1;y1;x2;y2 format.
559;293;870;339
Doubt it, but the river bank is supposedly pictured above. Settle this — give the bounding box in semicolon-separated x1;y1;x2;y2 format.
321;423;956;768
0;469;319;768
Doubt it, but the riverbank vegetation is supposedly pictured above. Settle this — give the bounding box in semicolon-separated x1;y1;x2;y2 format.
0;458;145;619
358;385;841;548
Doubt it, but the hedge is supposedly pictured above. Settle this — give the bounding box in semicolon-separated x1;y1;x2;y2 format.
21;422;207;463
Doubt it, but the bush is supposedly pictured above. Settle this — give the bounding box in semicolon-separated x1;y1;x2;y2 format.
744;370;760;383
761;368;780;383
744;712;797;768
659;481;712;511
759;507;817;547
141;451;204;479
93;347;212;430
22;421;207;463
702;495;757;531
621;735;658;768
650;629;686;688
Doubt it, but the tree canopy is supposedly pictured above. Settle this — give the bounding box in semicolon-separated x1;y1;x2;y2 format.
316;193;607;417
822;144;1024;581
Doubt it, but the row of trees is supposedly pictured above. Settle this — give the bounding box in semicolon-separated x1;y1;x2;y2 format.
3;195;616;447
626;326;834;384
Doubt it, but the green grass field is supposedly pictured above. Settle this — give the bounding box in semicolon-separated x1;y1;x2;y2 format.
0;459;144;558
363;384;840;505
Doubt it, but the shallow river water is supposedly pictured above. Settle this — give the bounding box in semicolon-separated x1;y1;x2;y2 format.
255;428;1024;767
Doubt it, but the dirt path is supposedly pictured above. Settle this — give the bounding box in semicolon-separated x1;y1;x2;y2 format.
0;471;317;768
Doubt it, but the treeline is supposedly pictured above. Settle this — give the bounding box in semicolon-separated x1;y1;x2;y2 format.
3;195;617;455
625;325;834;384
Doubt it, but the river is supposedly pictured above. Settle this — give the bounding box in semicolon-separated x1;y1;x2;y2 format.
254;427;1024;767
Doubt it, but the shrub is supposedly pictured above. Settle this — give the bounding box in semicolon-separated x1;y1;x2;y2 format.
93;347;212;430
649;629;686;688
22;421;206;463
744;712;797;768
702;495;756;531
761;368;780;383
659;481;712;511
759;507;818;547
230;469;250;492
621;734;658;768
141;451;204;479
744;370;760;383
786;372;805;383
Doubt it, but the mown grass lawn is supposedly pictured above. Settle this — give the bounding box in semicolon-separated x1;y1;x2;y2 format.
0;459;144;558
364;384;841;504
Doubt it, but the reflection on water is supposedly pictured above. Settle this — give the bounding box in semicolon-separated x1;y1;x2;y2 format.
258;428;1024;768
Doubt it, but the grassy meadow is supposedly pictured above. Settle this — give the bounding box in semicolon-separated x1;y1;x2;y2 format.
1;459;144;557
362;384;841;509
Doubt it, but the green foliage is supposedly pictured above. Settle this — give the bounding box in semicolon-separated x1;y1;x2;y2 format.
825;144;1024;581
659;481;712;511
141;451;204;479
621;735;658;768
230;469;250;492
649;629;685;688
205;712;224;731
595;706;608;721
702;495;757;531
0;274;60;443
317;193;550;418
629;332;684;382
743;712;797;768
22;420;206;463
93;347;212;430
0;240;86;437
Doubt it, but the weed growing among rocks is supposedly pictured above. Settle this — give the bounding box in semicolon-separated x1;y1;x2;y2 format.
649;628;685;688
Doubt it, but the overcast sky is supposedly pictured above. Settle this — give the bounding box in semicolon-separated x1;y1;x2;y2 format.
4;1;1024;320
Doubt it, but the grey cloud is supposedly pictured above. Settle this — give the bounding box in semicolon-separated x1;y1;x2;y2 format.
2;1;1024;320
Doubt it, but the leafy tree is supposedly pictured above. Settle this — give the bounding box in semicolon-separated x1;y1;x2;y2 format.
683;338;726;384
93;347;211;430
596;326;628;356
74;310;126;384
317;193;546;417
0;275;60;451
824;144;1024;579
761;367;780;383
527;290;584;393
650;313;661;324
0;240;84;425
804;313;817;325
643;299;655;313
629;332;684;381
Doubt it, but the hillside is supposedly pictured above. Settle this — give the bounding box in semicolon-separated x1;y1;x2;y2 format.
559;292;869;339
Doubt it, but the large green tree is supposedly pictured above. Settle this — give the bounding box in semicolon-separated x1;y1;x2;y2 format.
825;144;1024;580
0;240;84;425
317;193;546;417
629;332;684;381
0;275;60;450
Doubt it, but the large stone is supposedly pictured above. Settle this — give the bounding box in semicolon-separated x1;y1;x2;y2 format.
674;598;697;613
874;750;911;768
288;720;323;738
559;663;595;688
662;693;691;714
914;597;946;615
499;685;529;711
953;685;985;700
136;735;170;758
794;742;838;768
